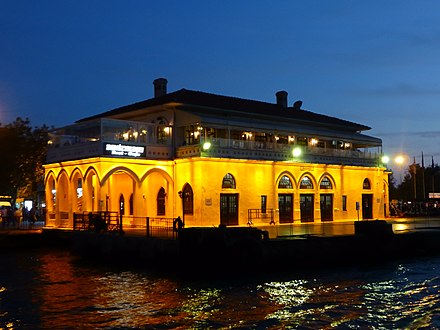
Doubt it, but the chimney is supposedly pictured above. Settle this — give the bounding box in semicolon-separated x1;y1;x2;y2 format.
293;100;303;110
153;78;168;97
276;90;288;108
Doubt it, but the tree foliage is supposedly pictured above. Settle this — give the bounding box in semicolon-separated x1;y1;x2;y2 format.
390;162;440;201
0;118;50;203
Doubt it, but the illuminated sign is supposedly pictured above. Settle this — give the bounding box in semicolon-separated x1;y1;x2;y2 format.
104;143;145;158
429;193;440;199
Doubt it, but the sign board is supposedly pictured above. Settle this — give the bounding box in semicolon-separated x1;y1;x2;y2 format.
104;143;145;158
429;193;440;199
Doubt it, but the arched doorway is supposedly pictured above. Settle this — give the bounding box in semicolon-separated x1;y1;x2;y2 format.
362;178;373;219
220;173;238;226
319;176;333;222
277;174;294;223
299;175;314;223
157;187;166;216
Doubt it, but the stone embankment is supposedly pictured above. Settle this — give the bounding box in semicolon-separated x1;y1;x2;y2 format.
2;221;440;274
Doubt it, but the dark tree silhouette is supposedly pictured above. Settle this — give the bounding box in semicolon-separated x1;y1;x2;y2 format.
0;118;50;205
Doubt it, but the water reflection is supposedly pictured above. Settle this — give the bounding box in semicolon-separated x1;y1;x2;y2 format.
1;250;440;328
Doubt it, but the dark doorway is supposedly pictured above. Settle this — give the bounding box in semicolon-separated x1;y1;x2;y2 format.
157;187;166;216
278;194;293;223
362;194;373;219
300;194;314;222
320;194;333;222
220;194;239;226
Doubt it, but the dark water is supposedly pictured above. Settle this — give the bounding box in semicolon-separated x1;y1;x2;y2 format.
1;248;440;329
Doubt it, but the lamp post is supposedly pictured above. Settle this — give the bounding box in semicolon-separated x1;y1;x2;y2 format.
178;190;185;227
394;154;409;184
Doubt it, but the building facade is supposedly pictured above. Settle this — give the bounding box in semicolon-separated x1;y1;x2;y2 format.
44;78;389;228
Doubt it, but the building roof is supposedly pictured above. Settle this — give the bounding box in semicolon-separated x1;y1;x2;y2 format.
77;89;371;132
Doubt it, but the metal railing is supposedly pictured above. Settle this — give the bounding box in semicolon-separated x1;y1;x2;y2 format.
73;211;122;233
146;217;176;239
247;209;275;226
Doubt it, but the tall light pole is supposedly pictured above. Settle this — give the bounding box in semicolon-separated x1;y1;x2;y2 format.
410;157;417;200
394;154;408;184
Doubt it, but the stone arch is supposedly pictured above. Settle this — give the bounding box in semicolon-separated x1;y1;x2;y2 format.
298;173;317;190
182;183;194;215
101;166;140;186
222;173;236;189
69;167;84;181
318;173;336;190
140;168;173;186
84;167;99;212
45;171;57;214
83;166;101;185
57;170;70;215
276;171;296;189
71;169;84;213
44;170;57;186
140;168;174;218
363;178;371;190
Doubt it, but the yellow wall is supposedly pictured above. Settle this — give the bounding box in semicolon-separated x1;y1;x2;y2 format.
44;156;389;228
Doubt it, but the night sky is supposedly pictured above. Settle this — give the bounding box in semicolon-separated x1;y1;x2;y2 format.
2;1;440;171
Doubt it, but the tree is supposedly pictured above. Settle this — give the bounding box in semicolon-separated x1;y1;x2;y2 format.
393;161;440;201
0;118;50;205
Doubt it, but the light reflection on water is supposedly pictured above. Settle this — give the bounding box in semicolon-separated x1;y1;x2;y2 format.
1;249;440;328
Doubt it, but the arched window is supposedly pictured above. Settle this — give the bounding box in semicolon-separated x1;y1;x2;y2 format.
300;176;314;189
157;187;166;216
129;193;134;215
363;178;371;189
222;173;236;189
182;184;194;215
320;177;332;189
278;175;293;189
119;194;125;215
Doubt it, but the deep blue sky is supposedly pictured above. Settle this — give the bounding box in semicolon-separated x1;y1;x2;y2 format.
1;1;440;170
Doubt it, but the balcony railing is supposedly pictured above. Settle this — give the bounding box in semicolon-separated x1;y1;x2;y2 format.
176;138;381;167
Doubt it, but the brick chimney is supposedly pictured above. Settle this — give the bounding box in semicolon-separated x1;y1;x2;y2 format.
276;90;288;108
153;78;168;97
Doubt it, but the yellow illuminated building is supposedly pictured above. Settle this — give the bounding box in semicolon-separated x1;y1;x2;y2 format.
44;78;389;228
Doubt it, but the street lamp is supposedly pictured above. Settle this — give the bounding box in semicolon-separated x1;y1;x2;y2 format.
393;154;409;184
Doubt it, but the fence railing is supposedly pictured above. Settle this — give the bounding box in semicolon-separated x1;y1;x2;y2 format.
146;217;176;239
72;213;177;239
73;211;122;233
247;209;275;226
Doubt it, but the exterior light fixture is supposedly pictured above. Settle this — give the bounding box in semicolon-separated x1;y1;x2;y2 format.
395;155;405;164
292;147;302;158
381;155;390;164
310;138;318;146
203;142;211;150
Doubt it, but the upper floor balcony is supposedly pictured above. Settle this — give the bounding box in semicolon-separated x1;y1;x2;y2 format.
46;118;173;163
46;118;383;167
176;137;382;167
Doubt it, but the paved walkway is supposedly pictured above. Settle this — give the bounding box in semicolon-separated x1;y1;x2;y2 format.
3;218;440;240
255;217;440;239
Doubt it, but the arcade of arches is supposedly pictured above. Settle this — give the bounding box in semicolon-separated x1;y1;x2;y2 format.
44;157;389;228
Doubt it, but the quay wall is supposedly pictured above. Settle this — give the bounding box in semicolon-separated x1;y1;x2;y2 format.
2;222;440;273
